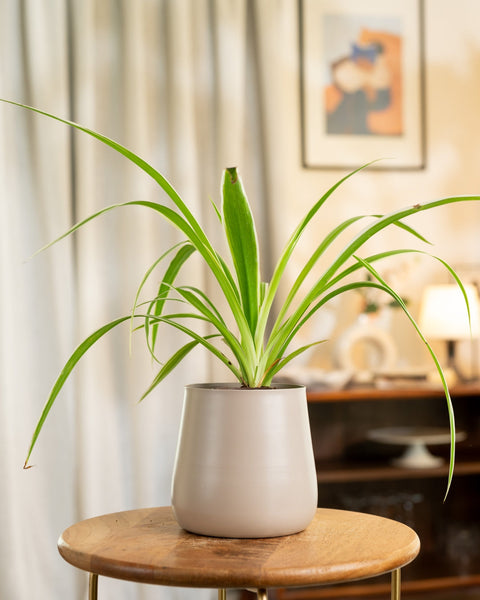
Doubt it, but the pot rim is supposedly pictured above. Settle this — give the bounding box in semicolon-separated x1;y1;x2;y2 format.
185;382;305;391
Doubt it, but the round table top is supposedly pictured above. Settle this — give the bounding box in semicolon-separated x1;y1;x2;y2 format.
58;507;420;589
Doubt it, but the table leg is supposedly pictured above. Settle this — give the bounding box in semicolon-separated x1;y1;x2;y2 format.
89;573;98;600
218;589;227;600
391;568;401;600
256;589;268;600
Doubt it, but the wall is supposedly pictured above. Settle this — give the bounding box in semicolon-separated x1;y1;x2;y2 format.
258;0;480;378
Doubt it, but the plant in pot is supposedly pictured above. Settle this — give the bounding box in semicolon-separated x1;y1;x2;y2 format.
5;100;479;538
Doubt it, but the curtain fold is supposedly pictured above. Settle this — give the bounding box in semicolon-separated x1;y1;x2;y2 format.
0;1;78;598
0;1;273;598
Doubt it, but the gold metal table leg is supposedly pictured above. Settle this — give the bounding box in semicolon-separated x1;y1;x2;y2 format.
89;573;98;600
85;569;399;599
391;568;401;600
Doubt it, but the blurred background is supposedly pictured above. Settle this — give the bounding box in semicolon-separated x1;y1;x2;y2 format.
1;1;479;599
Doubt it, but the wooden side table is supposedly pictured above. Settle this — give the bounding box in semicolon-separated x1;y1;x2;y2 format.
58;506;420;600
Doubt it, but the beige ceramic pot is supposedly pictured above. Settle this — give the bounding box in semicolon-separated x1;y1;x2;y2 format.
171;383;318;538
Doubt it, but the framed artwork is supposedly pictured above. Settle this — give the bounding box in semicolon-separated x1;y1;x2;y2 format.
300;0;425;170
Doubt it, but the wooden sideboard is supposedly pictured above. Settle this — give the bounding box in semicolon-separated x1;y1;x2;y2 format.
286;383;480;599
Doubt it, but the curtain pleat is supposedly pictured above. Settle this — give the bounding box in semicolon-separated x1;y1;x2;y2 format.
1;1;273;598
0;1;78;598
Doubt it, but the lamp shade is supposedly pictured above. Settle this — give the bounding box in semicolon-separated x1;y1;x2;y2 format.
418;284;480;340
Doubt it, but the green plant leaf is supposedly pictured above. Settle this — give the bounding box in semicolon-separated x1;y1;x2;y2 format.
130;242;192;348
317;196;480;296
173;285;247;374
215;252;241;301
222;167;260;333
324;249;421;292
274;215;367;329
274;215;431;337
24;316;132;467
262;339;326;386
150;314;245;382
6;93;478;492
143;304;207;365
261;281;379;377
1;100;205;241
353;255;456;497
149;244;196;353
209;196;223;223
379;216;432;245
1;100;257;371
275;196;480;360
179;285;227;325
139;334;219;402
255;161;377;352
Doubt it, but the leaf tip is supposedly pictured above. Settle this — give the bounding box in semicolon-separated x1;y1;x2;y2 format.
226;167;238;184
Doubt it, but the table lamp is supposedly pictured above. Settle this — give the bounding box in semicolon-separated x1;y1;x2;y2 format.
418;284;480;381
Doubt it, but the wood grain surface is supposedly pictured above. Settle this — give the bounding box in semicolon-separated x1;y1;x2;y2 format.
58;507;420;589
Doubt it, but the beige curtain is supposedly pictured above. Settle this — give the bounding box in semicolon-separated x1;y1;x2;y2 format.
0;1;78;598
0;0;289;598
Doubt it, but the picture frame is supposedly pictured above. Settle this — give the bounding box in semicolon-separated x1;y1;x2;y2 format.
300;0;425;170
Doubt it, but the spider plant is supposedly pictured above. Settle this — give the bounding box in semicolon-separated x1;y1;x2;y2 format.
3;100;478;495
